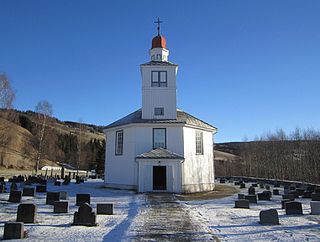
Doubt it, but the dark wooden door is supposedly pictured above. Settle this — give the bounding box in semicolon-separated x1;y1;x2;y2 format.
153;166;167;190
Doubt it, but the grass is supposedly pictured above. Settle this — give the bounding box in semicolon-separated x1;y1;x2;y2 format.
176;184;239;201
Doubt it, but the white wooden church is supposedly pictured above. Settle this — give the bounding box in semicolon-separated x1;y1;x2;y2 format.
104;22;217;193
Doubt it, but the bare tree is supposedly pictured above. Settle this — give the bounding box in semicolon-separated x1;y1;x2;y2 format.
35;100;53;174
0;73;15;109
77;118;83;175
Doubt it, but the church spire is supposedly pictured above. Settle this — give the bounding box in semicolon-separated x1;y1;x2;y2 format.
154;17;163;36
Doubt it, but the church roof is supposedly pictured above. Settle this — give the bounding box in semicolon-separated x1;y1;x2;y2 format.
136;148;184;160
105;109;217;131
152;35;166;49
140;61;178;66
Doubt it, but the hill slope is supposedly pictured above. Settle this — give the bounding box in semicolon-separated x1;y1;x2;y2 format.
0;109;105;172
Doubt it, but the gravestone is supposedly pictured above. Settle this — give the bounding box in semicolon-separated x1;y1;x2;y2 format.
281;199;290;209
220;179;226;183
296;188;305;196
310;201;320;215
36;185;47;193
238;193;245;199
315;188;320;193
234;181;240;186
245;195;257;203
302;191;312;198
46;192;60;205
17;203;36;223
285;201;303;215
265;185;270;190
97;203;113;215
274;183;280;188
273;189;280;195
10;182;18;191
59;191;68;200
259;183;265;189
311;193;320;201
76;194;90;206
282;194;295;201
259;209;279;225
240;183;246;189
3;222;25;240
289;190;299;198
73;203;97;226
251;183;258;187
54;201;69;213
234;199;250;209
258;192;271;201
9;191;22;203
248;187;255;195
22;187;35;197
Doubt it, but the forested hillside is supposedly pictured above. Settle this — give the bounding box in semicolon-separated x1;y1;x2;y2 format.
0;109;105;173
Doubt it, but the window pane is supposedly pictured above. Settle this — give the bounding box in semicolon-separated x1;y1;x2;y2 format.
152;72;158;82
116;130;123;155
196;131;203;155
154;107;164;116
160;72;167;82
153;128;166;149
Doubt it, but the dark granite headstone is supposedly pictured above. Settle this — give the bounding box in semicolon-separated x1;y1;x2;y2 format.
235;199;250;209
9;191;22;203
273;189;280;195
302;191;312;198
22;187;35;197
36;185;47;193
258;192;271;201
3;222;25;239
59;191;68;200
54;201;69;213
240;183;246;189
248;187;255;195
312;193;320;201
285;201;303;215
17;203;36;223
245;195;257;203
238;193;245;199
282;194;295;201
281;199;290;209
73;203;96;226
259;209;279;225
97;203;113;215
46;192;60;205
265;185;270;190
76;194;90;206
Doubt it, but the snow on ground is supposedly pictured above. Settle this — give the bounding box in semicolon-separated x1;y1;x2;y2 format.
1;179;320;241
0;179;144;242
182;181;320;242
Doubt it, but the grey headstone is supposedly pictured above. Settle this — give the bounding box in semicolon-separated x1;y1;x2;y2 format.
73;203;96;226
265;185;270;190
238;193;245;199
310;201;320;215
46;192;60;205
17;203;36;223
240;183;246;189
235;199;250;209
296;188;305;196
259;183;265;189
258;192;271;201
54;201;69;213
281;199;290;209
273;189;280;195
259;209;279;225
76;194;90;206
97;203;113;215
285;201;303;215
248;187;255;195
22;187;35;197
282;194;295;201
251;183;258;187
59;191;68;200
312;193;320;201
245;195;257;203
9;190;22;203
36;185;47;193
3;222;25;239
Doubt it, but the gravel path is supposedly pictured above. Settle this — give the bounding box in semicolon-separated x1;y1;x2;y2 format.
129;193;217;241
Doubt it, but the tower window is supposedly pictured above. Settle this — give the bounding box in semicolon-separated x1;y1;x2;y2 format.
195;131;203;155
151;71;167;87
157;54;161;60
154;107;164;116
115;130;123;155
151;55;155;61
153;128;166;149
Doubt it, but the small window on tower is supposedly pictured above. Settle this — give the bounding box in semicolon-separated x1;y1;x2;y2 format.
151;55;155;60
151;71;167;87
154;107;164;116
157;54;161;60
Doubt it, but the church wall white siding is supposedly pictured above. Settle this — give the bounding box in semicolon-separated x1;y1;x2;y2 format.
141;65;178;119
182;126;215;193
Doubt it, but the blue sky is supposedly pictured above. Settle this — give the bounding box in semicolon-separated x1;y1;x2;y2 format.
1;0;320;143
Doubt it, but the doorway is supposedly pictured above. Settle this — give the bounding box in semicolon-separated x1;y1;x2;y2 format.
153;166;167;190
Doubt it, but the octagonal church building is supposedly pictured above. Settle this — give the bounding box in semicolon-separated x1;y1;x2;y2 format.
104;24;217;193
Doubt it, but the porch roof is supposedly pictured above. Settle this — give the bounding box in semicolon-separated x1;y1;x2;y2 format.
136;148;184;160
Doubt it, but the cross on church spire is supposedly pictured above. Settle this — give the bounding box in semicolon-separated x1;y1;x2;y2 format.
154;17;163;36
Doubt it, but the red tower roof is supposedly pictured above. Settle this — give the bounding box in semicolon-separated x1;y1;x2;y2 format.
152;35;166;49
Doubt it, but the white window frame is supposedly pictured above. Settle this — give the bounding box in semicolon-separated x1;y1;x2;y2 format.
154;107;164;116
195;131;203;155
151;71;167;87
153;128;166;149
115;130;123;155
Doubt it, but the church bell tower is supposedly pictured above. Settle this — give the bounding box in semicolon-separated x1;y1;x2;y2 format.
140;18;178;120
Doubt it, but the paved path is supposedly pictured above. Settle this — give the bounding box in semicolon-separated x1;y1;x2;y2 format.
129;193;216;241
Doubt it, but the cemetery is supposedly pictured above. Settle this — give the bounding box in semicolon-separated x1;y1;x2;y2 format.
0;175;319;241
